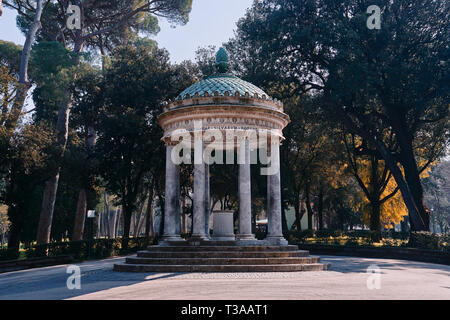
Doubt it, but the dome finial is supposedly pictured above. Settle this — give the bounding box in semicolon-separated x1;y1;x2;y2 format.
216;47;229;73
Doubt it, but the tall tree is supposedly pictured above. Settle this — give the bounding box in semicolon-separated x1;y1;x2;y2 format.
230;0;449;231
5;0;193;243
96;44;195;246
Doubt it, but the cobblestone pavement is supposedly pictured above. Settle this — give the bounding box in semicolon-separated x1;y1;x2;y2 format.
0;255;449;300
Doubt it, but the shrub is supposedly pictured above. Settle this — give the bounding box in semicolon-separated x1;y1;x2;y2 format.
345;239;360;247
314;230;335;238
408;232;444;251
383;231;409;240
0;248;20;261
24;237;153;260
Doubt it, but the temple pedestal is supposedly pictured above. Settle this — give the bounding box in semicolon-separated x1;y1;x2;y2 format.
212;211;235;241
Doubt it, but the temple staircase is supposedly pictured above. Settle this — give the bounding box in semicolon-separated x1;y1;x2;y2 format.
114;241;329;272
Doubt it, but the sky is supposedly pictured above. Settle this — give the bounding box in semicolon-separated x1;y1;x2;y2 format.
0;0;254;63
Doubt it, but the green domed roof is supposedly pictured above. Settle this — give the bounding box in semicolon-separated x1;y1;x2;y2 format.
176;47;270;101
178;73;269;100
215;47;230;73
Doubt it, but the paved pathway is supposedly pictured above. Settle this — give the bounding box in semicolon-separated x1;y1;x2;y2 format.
0;255;448;300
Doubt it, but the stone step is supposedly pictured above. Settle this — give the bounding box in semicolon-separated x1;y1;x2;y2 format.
126;257;320;265
146;245;299;252
162;241;238;246
114;263;329;273
137;250;309;258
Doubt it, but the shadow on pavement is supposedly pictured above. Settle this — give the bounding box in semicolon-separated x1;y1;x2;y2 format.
321;255;450;274
0;257;188;300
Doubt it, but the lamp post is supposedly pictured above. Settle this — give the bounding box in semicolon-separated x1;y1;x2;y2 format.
87;210;95;259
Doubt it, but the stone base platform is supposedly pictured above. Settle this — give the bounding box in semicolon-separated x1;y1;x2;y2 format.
114;241;329;272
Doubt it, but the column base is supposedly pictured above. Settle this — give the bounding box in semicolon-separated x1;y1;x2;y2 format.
159;235;184;245
236;234;257;241
265;236;288;246
212;234;236;241
190;234;210;241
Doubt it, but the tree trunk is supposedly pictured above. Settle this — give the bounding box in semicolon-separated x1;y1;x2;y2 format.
36;38;84;244
294;193;302;231
401;216;409;233
102;193;108;237
134;201;145;237
337;207;345;230
96;211;101;238
36;173;60;244
158;195;165;236
389;111;430;231
114;206;122;238
281;206;288;233
370;201;381;232
369;201;382;242
122;205;132;250
73;127;97;240
400;144;430;231
123;209;132;238
7;208;22;252
110;209;117;238
145;188;155;237
305;184;314;230
72;189;87;240
6;0;43;131
318;188;324;230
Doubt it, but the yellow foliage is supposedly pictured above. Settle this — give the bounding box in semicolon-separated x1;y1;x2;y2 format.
0;205;10;232
345;134;436;229
379;180;408;227
354;159;409;228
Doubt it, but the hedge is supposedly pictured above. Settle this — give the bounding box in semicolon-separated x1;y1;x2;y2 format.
24;237;155;260
408;232;449;252
0;248;20;261
285;230;448;252
2;231;448;262
285;229;410;241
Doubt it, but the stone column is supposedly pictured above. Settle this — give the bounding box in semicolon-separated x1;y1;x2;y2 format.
192;141;208;240
266;139;288;245
161;145;183;242
205;163;211;238
238;139;256;241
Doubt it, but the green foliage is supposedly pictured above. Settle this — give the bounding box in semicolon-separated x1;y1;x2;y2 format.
3;122;57;247
408;232;449;252
231;0;449;231
31;42;76;82
0;248;20;261
24;237;154;260
31;42;76;122
10;0;192;53
0;40;22;74
287;229;448;251
94;43;198;238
